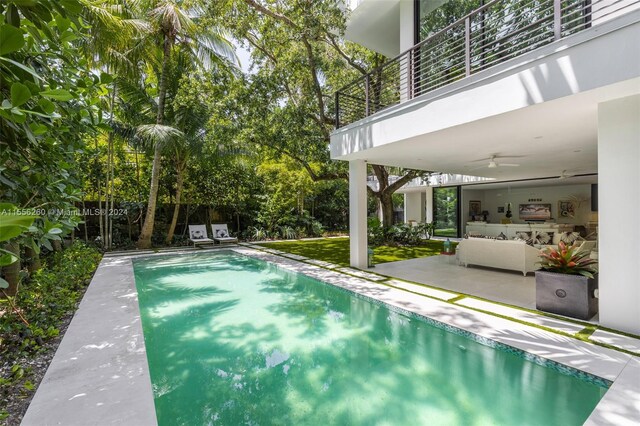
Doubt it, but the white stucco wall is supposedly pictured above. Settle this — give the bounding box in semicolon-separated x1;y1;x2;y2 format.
399;0;414;51
349;160;368;268
597;94;640;335
331;12;640;159
404;192;424;223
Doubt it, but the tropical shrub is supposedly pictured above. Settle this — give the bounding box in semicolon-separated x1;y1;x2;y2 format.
279;226;298;240
1;242;102;360
538;241;598;278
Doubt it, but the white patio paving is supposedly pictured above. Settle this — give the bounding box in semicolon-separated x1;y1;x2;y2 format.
369;254;538;309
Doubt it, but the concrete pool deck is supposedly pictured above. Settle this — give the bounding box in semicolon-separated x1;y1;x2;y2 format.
22;246;640;425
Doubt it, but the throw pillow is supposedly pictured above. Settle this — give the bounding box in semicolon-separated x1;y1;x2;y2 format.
191;230;204;239
533;231;553;245
514;236;534;246
496;232;507;240
515;231;532;240
559;231;580;244
216;229;228;238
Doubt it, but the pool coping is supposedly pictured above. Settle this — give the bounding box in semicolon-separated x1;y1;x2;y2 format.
22;246;639;425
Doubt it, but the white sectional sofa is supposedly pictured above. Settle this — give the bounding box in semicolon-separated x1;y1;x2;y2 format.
457;238;542;276
457;238;597;276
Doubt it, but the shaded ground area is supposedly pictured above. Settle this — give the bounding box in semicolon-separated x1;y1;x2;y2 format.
258;237;452;265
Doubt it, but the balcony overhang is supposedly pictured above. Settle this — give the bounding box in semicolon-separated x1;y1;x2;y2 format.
344;0;401;57
330;10;640;183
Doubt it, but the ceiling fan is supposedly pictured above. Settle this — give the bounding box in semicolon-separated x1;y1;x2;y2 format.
469;155;522;170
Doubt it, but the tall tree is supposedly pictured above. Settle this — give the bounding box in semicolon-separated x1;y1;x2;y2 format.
136;0;236;248
219;0;425;228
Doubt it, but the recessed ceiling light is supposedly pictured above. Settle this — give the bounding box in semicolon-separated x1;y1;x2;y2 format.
534;136;543;139
573;150;581;153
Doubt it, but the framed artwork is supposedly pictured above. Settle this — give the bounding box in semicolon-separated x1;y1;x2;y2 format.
519;203;552;221
558;200;576;217
497;206;505;213
469;200;481;217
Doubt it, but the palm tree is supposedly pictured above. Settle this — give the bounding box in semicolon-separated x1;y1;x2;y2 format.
81;0;152;250
136;1;236;248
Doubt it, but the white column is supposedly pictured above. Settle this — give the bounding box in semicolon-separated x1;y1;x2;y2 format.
425;187;434;223
349;160;368;268
404;192;422;223
398;0;414;102
597;94;640;335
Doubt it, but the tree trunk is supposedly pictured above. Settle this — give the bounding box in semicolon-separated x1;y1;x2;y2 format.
82;200;88;242
2;242;20;297
380;192;395;228
137;34;171;249
25;246;41;273
165;164;185;244
137;142;163;249
96;138;104;249
182;203;191;236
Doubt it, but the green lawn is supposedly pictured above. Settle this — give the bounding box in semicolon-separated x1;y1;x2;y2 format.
434;228;458;237
258;237;453;266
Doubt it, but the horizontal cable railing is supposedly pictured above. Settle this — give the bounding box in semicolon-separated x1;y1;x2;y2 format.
335;0;639;128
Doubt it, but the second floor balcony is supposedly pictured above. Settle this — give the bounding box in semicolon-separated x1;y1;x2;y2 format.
335;0;640;128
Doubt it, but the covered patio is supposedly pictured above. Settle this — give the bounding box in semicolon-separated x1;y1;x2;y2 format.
368;254;538;310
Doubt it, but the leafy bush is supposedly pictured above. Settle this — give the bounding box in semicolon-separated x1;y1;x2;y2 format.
368;218;434;247
279;226;298;240
0;242;102;361
248;226;268;241
309;220;324;237
539;241;598;278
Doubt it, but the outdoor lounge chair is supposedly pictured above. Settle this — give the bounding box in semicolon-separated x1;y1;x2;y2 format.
188;225;214;247
211;224;238;244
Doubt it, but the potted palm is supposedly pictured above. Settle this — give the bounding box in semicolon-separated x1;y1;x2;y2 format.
535;241;598;320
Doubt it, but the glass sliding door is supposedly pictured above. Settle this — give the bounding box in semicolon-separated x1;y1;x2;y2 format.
433;186;460;237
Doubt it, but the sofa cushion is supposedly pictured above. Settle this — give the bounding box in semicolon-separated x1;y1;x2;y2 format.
514;231;534;246
559;231;581;245
533;231;554;245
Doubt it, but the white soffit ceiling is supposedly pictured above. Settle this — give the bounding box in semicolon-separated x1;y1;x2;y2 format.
345;0;401;57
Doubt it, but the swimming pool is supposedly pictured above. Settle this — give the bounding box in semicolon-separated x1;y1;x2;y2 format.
133;251;607;425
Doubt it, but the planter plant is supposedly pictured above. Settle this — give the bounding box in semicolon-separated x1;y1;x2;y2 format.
535;241;598;320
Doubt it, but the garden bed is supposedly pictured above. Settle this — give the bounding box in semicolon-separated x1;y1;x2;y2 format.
0;243;102;425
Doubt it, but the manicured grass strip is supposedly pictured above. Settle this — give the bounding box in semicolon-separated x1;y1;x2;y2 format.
258;237;449;266
447;295;468;303
576;325;598;340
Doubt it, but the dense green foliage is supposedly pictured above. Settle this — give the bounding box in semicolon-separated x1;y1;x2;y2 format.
0;242;101;358
0;242;101;419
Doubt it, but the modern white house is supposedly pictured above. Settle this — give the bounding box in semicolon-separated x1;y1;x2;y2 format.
330;0;640;334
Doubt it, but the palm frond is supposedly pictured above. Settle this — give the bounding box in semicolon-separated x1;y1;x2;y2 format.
148;1;197;37
136;124;184;151
192;30;238;70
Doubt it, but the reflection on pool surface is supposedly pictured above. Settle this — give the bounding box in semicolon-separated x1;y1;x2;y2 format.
133;252;607;425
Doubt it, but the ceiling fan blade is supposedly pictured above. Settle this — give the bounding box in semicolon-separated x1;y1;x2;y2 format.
499;163;520;167
494;155;526;159
469;157;492;163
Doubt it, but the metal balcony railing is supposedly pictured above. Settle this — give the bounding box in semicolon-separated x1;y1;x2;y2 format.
335;0;639;128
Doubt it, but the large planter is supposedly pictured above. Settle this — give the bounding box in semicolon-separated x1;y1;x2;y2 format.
535;271;598;320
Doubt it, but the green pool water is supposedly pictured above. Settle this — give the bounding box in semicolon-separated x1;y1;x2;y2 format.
133;252;607;425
